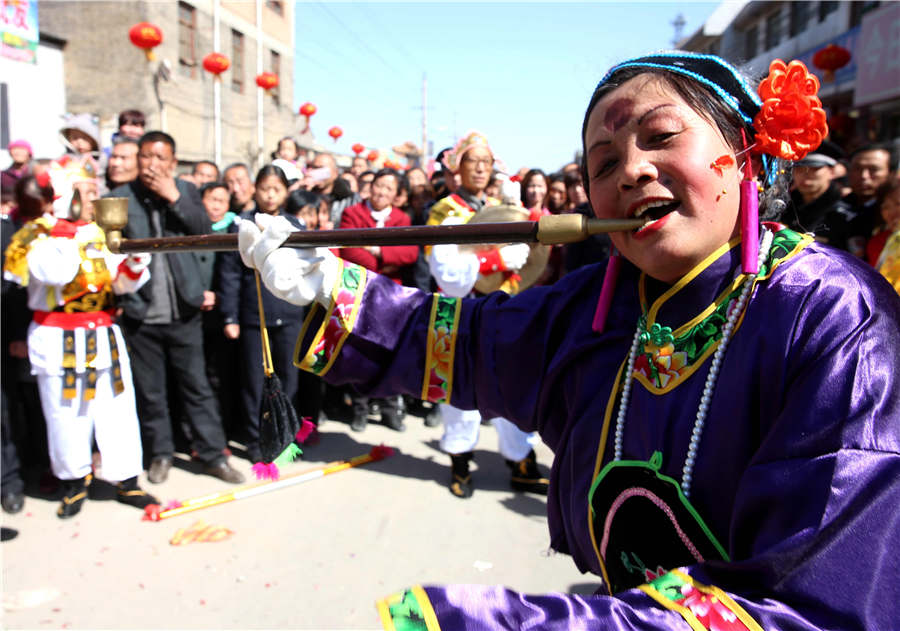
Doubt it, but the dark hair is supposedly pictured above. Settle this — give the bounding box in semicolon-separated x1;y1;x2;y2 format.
286;189;322;216
223;162;251;178
15;174;54;221
111;136;140;148
373;168;401;189
546;173;568;212
138;130;176;154
118;109;146;128
277;136;300;154
255;164;290;189
193;160;220;177
850;143;898;173
563;171;583;189
520;168;548;205
359;170;375;181
200;181;229;197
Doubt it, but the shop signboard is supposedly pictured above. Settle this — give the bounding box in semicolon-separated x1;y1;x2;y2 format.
1;0;38;64
854;2;900;107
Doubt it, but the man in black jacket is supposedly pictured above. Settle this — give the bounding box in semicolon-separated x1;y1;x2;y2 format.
786;142;851;238
109;132;243;485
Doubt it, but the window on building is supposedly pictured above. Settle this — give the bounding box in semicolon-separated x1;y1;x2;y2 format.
790;1;810;36
266;0;283;16
818;1;839;22
270;50;281;105
765;11;781;50
178;1;197;78
231;29;244;94
850;1;879;27
745;25;758;59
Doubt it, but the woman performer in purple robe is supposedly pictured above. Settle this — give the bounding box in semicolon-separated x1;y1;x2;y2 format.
239;53;900;630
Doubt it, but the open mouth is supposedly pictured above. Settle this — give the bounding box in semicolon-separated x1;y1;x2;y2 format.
631;199;679;232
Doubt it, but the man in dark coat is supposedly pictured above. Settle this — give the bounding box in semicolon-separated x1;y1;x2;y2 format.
108;131;243;485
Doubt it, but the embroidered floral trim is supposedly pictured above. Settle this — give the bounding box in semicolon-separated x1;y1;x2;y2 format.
375;585;441;631
753;60;828;161
633;228;808;392
639;569;763;631
421;295;461;404
295;260;368;376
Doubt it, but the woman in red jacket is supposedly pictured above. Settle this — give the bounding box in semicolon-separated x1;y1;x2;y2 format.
338;169;418;432
339;169;418;284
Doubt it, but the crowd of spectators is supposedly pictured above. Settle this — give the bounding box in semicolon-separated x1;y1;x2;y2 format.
1;107;899;516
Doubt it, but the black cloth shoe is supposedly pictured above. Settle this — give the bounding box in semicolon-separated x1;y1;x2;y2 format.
506;450;549;495
116;476;159;509
449;452;474;499
350;413;367;432
382;412;406;432
147;456;173;484
423;407;441;428
204;460;245;484
1;491;24;514
57;474;92;519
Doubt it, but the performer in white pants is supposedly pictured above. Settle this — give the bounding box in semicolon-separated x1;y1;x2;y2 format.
425;131;550;498
3;172;159;518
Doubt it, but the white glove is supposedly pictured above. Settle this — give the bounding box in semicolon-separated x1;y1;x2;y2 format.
124;252;151;275
499;243;530;272
238;213;338;307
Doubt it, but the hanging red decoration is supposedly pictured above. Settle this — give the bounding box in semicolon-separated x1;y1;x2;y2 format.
255;72;279;91
351;143;365;155
327;127;343;143
129;22;163;61
383;159;396;170
298;102;317;133
202;52;230;80
812;44;851;82
366;150;379;162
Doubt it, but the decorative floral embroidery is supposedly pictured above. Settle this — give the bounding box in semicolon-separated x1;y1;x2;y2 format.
634;228;808;391
642;571;759;631
376;586;439;631
304;262;367;376
421;295;460;404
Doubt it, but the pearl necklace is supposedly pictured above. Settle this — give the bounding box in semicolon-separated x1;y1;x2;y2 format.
613;229;774;499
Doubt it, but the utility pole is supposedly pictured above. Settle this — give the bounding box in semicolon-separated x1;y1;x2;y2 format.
671;13;686;48
256;0;264;170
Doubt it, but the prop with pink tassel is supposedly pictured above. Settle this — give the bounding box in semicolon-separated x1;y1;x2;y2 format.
142;444;395;521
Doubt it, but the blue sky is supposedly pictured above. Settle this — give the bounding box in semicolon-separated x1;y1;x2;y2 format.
293;2;718;173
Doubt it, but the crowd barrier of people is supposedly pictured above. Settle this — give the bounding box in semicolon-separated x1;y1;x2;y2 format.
2;102;899;527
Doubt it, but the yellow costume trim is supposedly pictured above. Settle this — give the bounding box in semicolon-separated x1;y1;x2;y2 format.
637;583;708;631
588;358;627;593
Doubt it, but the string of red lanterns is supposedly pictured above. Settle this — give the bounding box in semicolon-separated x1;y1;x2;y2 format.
812;44;851;83
202;52;230;80
328;126;343;143
351;143;365;155
255;72;279;92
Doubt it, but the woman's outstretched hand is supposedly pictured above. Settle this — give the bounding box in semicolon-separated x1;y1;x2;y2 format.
238;214;337;307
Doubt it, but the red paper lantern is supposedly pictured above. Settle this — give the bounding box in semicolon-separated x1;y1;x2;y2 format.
366;150;379;162
255;72;279;91
298;102;317;133
384;159;396;169
129;22;163;61
812;44;851;82
351;143;365;155
328;126;343;143
202;52;230;77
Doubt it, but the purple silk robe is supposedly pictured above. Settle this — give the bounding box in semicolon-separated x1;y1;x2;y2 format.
295;228;900;630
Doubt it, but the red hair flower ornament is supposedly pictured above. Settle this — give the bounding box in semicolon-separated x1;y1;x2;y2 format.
753;60;828;161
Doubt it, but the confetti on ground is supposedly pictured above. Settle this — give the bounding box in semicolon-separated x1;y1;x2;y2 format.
170;521;234;546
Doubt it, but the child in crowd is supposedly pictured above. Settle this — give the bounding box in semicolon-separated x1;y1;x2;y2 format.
216;165;305;462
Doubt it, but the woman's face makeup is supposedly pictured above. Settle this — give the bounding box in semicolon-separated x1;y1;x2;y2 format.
584;75;742;282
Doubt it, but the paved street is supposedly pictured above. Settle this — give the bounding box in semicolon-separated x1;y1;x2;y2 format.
2;413;593;629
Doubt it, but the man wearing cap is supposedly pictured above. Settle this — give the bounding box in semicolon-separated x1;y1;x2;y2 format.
425;131;549;499
786;140;851;237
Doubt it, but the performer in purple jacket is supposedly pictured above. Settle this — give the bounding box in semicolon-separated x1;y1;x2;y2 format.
238;53;900;630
